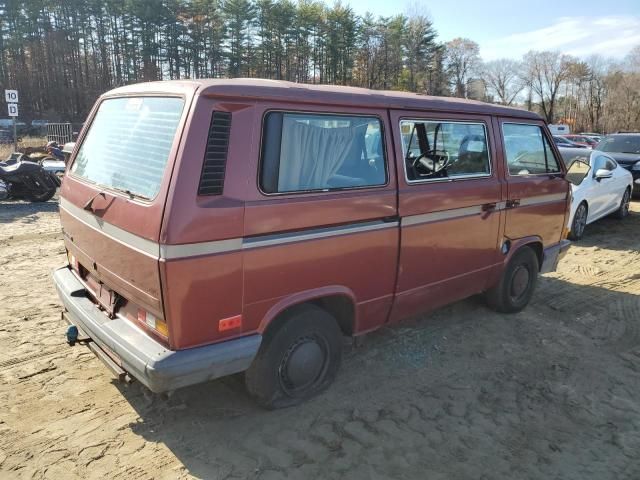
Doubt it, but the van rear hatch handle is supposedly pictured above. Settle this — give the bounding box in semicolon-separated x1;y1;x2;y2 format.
83;191;106;211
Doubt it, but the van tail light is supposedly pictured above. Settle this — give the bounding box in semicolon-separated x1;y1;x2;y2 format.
138;309;169;337
68;252;78;271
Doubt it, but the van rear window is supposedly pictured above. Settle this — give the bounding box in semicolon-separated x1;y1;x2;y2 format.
71;97;184;200
260;112;387;194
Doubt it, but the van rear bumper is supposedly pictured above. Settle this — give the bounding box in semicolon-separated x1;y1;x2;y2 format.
540;239;571;274
53;266;261;393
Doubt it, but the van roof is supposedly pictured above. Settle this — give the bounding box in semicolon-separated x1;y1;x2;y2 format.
106;78;542;120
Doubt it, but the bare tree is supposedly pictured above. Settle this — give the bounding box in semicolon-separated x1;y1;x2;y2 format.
522;50;574;123
444;37;480;98
584;56;611;133
605;70;640;132
481;58;523;105
624;44;640;72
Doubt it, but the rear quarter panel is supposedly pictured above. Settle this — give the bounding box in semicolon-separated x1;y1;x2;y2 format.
240;102;399;336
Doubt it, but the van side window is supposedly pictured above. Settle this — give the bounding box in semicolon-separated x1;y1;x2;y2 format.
400;120;490;181
503;124;561;175
260;112;387;194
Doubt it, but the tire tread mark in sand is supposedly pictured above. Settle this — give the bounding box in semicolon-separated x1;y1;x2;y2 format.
0;346;68;370
538;270;640;352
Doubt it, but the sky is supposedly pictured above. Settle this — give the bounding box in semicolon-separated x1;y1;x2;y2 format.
330;0;640;60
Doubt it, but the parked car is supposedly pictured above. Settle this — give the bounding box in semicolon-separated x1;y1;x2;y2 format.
53;79;587;408
30;119;50;135
0;119;27;132
563;134;598;148
0;128;13;144
580;132;602;143
0;119;28;134
548;124;571;135
594;133;640;194
559;147;633;240
553;135;588;148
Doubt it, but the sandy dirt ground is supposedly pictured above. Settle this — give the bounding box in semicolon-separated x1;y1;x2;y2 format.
0;197;639;480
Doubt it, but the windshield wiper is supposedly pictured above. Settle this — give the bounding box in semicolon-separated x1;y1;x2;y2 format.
111;186;147;201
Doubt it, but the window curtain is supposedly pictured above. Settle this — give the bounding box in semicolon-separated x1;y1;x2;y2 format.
277;117;366;191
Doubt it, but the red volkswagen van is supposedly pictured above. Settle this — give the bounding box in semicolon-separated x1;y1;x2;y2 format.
54;79;585;408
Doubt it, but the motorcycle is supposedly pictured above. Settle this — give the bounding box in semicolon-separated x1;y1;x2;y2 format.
0;153;60;203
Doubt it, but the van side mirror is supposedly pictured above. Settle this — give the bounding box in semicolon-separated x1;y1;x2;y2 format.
594;168;612;181
565;160;590;186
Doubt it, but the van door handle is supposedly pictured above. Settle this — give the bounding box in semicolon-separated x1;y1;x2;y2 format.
506;199;521;209
481;202;497;212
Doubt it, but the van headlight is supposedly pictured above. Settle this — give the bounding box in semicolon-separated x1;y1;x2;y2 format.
633;161;640;171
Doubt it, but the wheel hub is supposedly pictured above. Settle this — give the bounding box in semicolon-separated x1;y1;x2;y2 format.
280;337;326;393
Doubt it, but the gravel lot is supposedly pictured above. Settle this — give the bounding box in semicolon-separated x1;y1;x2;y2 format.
1;197;639;479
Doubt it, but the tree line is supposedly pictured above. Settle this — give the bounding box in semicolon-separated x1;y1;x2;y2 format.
1;0;639;134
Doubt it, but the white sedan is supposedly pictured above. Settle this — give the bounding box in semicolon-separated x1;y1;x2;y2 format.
559;148;633;240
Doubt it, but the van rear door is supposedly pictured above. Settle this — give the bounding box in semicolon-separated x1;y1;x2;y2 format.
59;91;192;345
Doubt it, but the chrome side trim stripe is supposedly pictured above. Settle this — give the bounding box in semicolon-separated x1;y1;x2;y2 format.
161;220;398;258
242;220;397;250
402;205;484;227
519;192;567;207
59;198;160;258
160;238;243;259
60;191;565;260
402;193;566;228
59;198;398;260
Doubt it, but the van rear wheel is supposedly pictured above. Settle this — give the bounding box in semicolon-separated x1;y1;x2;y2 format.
245;304;342;409
486;246;539;314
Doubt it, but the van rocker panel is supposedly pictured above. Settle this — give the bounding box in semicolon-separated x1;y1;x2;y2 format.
53;266;261;393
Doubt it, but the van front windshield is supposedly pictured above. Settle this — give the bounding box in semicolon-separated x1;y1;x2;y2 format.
71;96;184;200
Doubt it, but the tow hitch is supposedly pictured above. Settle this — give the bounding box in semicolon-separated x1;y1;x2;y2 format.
62;311;133;384
66;325;79;345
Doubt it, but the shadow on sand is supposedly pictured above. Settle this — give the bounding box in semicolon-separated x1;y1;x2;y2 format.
113;273;640;479
0;198;59;224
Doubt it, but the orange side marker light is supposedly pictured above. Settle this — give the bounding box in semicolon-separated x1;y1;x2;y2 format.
219;315;242;332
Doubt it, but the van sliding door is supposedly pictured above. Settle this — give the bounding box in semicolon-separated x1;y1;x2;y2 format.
389;111;504;321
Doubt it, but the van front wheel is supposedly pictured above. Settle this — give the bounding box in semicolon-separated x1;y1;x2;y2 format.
486;246;539;314
245;305;342;409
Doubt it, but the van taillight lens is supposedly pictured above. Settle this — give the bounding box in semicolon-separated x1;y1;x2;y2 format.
137;309;169;337
68;252;78;271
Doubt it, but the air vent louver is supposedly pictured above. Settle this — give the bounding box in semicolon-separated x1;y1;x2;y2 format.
198;111;231;195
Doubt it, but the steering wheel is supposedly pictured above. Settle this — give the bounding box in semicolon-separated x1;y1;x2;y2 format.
412;150;451;176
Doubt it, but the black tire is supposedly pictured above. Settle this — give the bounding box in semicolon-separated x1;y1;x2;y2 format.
26;187;55;202
486;246;539;314
245;304;343;409
614;188;631;219
569;202;588;240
